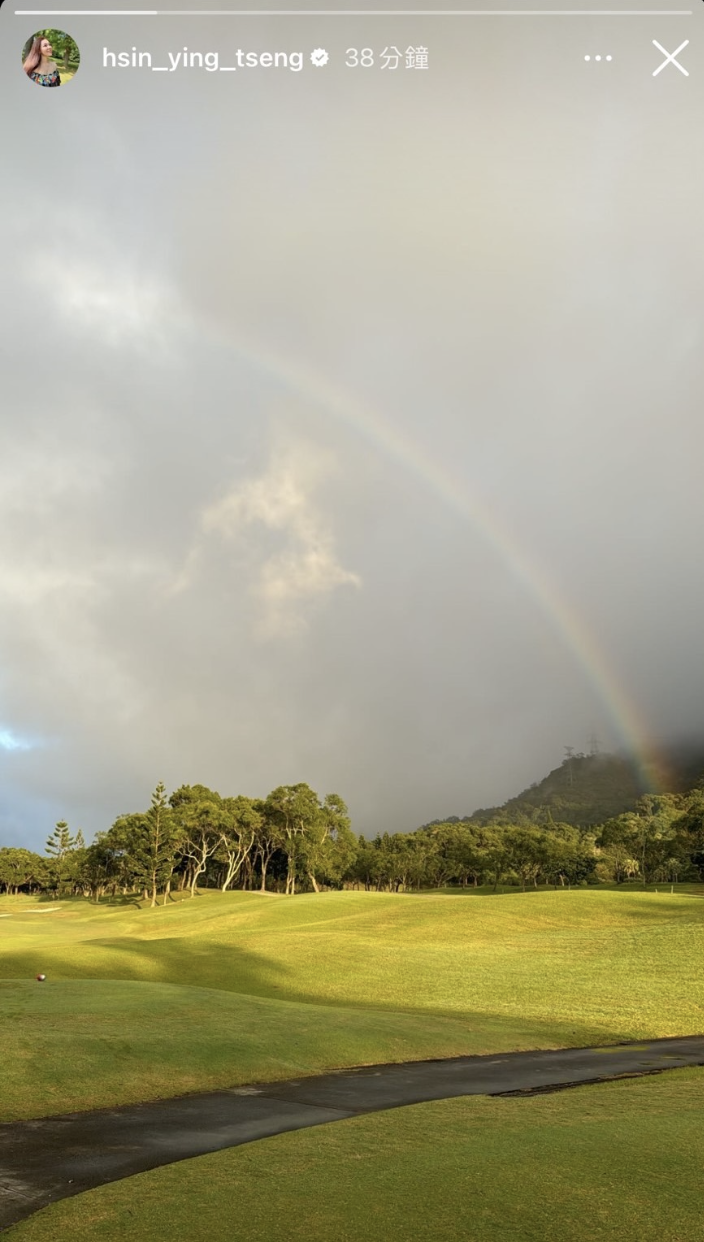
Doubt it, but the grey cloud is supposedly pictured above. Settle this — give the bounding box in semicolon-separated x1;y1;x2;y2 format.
1;10;704;849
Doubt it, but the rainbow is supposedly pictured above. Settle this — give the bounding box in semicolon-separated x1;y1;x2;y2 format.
206;323;663;791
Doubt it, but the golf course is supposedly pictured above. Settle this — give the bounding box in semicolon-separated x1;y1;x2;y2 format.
2;886;704;1239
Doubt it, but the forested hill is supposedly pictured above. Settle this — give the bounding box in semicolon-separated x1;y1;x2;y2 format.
467;754;647;828
426;750;704;832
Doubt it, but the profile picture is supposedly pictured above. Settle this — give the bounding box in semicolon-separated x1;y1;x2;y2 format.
22;29;80;87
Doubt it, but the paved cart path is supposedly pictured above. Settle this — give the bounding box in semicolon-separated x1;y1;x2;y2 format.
2;1034;704;1232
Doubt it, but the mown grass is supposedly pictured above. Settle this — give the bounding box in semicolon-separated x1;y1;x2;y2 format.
8;1067;704;1242
422;881;704;897
1;888;704;1120
0;978;486;1122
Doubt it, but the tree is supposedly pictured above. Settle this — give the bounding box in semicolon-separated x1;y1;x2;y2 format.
128;783;181;907
81;833;126;902
504;826;544;891
596;840;633;884
424;823;490;887
170;784;223;897
251;802;281;893
99;813;147;895
44;820;81;895
348;835;382;890
630;795;682;887
45;820;75;860
485;827;511;892
672;790;704;880
542;824;591;887
263;784;321;895
63;840;90;897
301;792;354;891
218;796;260;891
0;848;46;895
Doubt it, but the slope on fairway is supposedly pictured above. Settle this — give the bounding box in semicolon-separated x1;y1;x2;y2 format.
2;888;704;1121
7;1067;704;1242
0;978;486;1122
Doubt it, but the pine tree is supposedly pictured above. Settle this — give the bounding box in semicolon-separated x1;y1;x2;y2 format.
45;821;75;860
44;821;78;897
131;783;181;907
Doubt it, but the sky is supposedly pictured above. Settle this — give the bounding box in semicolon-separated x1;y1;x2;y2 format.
1;1;704;850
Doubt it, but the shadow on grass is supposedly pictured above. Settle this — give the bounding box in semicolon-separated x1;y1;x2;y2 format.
0;936;291;1000
0;935;636;1055
0;976;628;1066
2;895;272;914
22;894;143;909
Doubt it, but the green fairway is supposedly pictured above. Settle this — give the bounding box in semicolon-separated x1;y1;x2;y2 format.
0;978;480;1122
2;888;704;1120
8;1068;704;1242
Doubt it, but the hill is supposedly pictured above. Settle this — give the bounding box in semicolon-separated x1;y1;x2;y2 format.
469;752;648;828
425;747;704;832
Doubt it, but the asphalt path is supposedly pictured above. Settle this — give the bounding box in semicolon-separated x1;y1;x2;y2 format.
2;1034;704;1232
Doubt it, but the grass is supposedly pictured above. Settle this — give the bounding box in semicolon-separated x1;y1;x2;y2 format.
0;978;482;1122
8;1067;704;1242
58;59;79;83
3;889;703;1241
421;881;704;896
1;888;704;1122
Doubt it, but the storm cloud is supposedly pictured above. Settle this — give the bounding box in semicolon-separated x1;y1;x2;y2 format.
1;6;703;848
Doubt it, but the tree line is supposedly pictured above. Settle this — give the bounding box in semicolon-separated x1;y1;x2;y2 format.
0;783;354;904
1;782;704;902
351;791;704;892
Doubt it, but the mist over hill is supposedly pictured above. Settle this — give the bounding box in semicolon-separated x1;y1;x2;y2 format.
424;745;704;832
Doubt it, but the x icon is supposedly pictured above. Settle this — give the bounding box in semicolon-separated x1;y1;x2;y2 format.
652;39;689;77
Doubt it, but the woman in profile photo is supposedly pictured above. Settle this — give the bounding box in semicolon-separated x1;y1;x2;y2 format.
23;35;61;86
